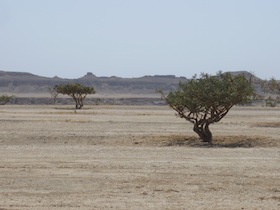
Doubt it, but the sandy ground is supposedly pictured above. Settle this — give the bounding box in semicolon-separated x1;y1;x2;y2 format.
0;105;279;209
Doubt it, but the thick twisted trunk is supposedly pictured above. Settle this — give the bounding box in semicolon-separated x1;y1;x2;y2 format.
72;95;84;109
193;123;212;144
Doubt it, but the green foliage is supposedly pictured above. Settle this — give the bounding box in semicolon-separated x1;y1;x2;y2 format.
0;95;14;105
160;72;255;144
53;83;96;109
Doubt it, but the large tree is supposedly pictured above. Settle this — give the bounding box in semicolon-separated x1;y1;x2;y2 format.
159;72;255;144
53;83;96;109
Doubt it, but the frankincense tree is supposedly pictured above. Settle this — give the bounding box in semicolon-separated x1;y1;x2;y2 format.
53;83;95;109
159;72;255;144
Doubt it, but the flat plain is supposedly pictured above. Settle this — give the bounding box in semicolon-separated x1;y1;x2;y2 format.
0;105;280;210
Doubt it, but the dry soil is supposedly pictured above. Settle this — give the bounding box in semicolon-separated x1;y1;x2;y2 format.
0;105;279;209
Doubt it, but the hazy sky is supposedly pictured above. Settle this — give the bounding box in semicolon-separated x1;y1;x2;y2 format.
0;0;279;79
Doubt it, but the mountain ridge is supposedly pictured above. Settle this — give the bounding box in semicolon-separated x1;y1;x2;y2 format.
0;70;262;96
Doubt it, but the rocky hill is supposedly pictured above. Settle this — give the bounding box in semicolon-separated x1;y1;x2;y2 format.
0;70;265;105
0;70;187;95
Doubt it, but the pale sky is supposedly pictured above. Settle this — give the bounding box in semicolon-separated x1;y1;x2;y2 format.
0;0;279;79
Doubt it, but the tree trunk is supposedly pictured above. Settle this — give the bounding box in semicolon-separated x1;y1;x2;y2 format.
74;97;83;109
75;102;83;109
193;123;212;144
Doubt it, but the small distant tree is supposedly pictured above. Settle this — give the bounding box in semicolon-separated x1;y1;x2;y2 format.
53;83;96;109
260;77;280;107
0;95;14;105
48;87;59;105
159;72;255;144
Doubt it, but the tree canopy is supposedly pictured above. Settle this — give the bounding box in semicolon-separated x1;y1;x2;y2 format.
159;72;255;144
53;83;95;109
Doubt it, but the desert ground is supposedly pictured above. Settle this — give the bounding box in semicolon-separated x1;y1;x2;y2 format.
0;104;279;209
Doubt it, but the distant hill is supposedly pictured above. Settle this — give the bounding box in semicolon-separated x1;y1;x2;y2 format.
0;70;188;95
225;71;262;82
0;70;267;105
